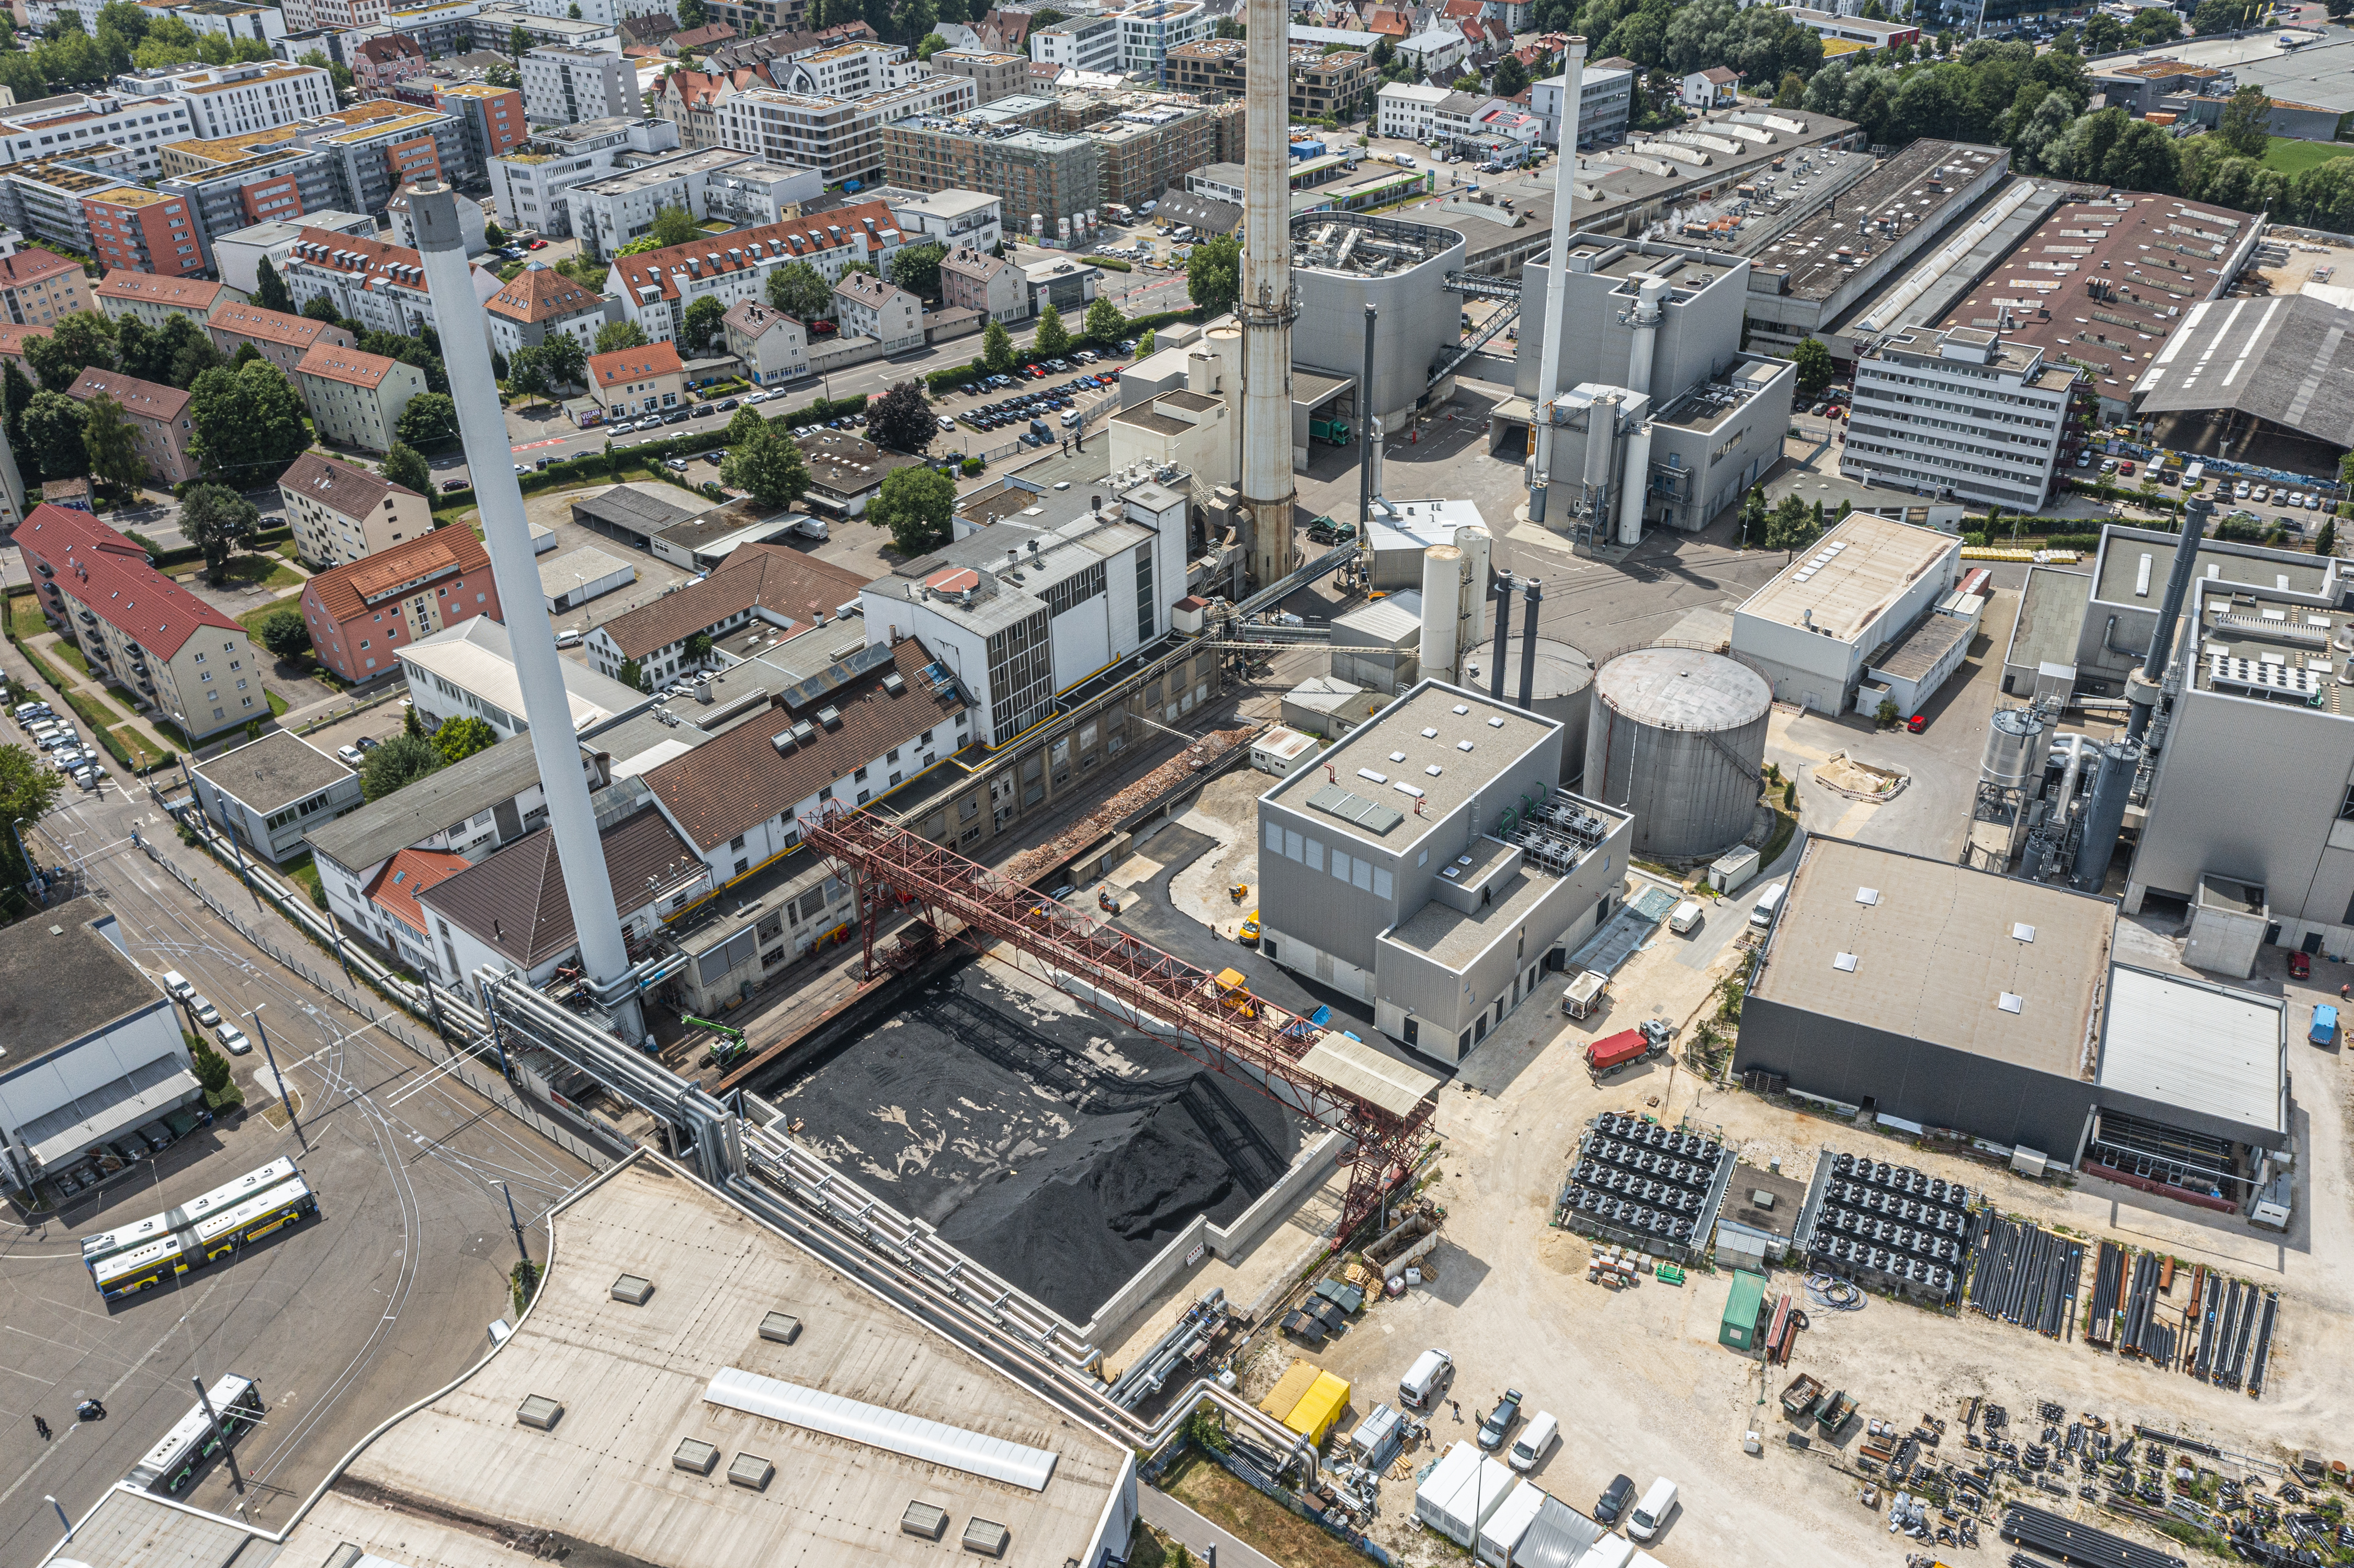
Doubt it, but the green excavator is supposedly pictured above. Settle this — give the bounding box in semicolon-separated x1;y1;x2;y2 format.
685;1014;751;1070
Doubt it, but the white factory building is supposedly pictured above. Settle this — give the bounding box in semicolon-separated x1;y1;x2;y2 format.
400;616;655;739
1729;513;1963;717
1255;679;1632;1063
859;471;1192;747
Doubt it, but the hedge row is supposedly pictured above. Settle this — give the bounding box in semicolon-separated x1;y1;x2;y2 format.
1081;255;1134;272
145;524;294;573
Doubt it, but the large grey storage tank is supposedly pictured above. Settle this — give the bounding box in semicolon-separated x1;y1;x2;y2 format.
1467;635;1594;785
1586;646;1771;858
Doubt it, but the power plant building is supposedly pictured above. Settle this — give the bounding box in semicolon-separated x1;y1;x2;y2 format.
1730;513;1962;717
1734;837;2290;1198
1255;680;1631;1063
1293;212;1465;442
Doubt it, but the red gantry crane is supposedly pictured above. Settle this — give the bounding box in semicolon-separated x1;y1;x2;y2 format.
799;805;1437;1243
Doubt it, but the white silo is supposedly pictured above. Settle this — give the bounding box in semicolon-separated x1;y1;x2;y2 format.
1456;523;1491;656
1420;544;1463;681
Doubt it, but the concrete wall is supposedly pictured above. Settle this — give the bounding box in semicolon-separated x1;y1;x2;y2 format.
1731;610;1862;714
1731;996;2096;1162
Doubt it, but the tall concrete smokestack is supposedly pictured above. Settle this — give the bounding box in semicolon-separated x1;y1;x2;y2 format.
1525;36;1587;527
409;180;645;1043
1239;0;1298;589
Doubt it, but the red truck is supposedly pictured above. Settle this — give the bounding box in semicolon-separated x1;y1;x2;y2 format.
1585;1020;1673;1080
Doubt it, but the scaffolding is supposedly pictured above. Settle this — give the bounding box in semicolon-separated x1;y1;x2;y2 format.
798;806;1436;1241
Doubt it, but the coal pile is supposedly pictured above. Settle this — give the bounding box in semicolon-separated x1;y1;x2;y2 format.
774;959;1304;1321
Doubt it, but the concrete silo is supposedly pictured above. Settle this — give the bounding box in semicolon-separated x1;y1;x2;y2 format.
1586;646;1772;858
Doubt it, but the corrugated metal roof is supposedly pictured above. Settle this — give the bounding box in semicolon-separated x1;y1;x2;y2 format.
1298;1032;1439;1119
2098;963;2285;1138
703;1366;1060;1491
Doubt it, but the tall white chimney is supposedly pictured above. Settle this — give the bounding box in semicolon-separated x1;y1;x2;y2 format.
1238;0;1299;589
408;180;645;1043
1525;36;1588;527
1625;271;1668;401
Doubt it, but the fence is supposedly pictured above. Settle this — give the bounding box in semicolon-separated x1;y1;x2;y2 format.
142;824;630;1172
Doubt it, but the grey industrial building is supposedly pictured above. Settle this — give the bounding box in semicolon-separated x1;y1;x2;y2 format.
1292;212;1465;439
2065;525;2337;700
1255;680;1631;1064
1497;236;1796;544
1734;837;2290;1201
2131;292;2354;478
1729;513;1962;717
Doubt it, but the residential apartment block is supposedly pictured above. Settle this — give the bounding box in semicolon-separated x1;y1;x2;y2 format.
883;116;1097;235
1088;101;1215;212
16;503;261;741
1376;81;1450;140
769;40;908;97
599;200;906;344
205;209;375;294
486;116;682;239
208;301;355;375
522;44;641;125
931;50;1031;105
434;81;531;167
940;243;1023;322
295;344;431;455
1117;1;1212;83
354;34;429;95
890;187;1003;253
831;270;922;353
83;189;210;278
298;522;500;682
279;228;447;338
127;62;339;139
721;298;809;384
1029;14;1121;73
0;246;93;327
589;339;686;417
1841;324;2078;510
1530;62;1633;147
1166;39;1370;120
278;450;437;572
568;146;822;262
483;262;613;361
93;271;244;329
67;368;197;485
0;93;195;181
705;75;977;187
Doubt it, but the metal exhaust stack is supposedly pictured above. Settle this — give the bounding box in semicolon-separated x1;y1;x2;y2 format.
410;179;645;1043
1358;304;1378;543
1518;580;1542;711
1238;0;1299;590
2126;495;2209;744
1489;575;1514;700
1525;36;1587;527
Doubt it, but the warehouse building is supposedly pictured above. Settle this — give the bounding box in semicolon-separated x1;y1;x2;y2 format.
2066;524;2336;699
1734;837;2290;1197
188;730;364;866
1730;513;1961;716
1255;679;1632;1063
2131;291;2354;482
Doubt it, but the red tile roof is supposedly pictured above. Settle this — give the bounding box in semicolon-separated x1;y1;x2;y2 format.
366;847;473;934
15;504;242;658
604;199;903;308
486;263;605;325
590;339;684;387
592;539;865;660
94;272;231;310
297;342;404;389
0;248;83;290
302;524;487;622
210;302;343;351
67;367;190;423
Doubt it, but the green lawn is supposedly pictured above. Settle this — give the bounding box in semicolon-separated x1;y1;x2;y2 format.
109;724;167;770
49;639;89;676
173;552;302;592
2264;140;2354;175
266;690;289;718
8;592;48;643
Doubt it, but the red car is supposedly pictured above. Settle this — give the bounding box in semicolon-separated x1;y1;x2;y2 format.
1906;713;1927;733
2290;950;2312;981
527;238;547;250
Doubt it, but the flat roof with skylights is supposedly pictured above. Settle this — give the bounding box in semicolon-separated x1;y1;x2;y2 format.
1735;513;1961;644
1749;835;2114;1078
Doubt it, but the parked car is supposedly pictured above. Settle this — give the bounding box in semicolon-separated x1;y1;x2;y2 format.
191;992;224;1027
1477;1389;1522;1450
1595;1475;1636;1527
936;415;957;431
355;735;379;752
214;1022;252;1055
442;478;469;492
556;630;584;648
337;744;365;765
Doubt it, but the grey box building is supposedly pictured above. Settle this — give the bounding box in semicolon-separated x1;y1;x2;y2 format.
1734;837;2289;1188
1842;324;2076;510
188;729;364;866
2068;525;2337;699
1730;513;1961;716
1293;213;1464;441
1255;680;1631;1064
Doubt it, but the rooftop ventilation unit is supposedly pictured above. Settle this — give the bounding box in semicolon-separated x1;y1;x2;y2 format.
728;1452;775;1490
760;1310;801;1344
881;671;906;695
903;1502;950;1541
516;1395;564;1430
612;1273;654;1304
962;1519;1011;1558
674;1438;720;1474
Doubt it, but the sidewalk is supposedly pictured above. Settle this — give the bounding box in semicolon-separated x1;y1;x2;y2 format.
1137;1487;1283;1568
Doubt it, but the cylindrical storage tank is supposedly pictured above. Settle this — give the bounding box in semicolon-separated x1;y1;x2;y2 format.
1420;546;1463;683
1585;646;1772;858
2070;740;2140;892
1979;707;2043;791
1496;635;1594;783
1456;524;1491;654
1205;323;1242;396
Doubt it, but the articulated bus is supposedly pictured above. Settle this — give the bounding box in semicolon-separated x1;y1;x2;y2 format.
81;1158;302;1273
124;1374;265;1495
89;1166;316;1301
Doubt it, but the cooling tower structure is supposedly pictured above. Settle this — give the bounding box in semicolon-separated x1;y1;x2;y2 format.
1238;0;1298;590
1586;646;1771;858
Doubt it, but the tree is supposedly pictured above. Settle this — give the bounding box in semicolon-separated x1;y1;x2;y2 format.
81;395;144;496
20;391;87;481
721;422;812;509
0;744;66;876
676;0;706;25
866;380;935;453
1762;492;1819;551
432;714;498;765
396;392;459;450
1136;327;1156;356
1187;233;1241;315
2216;84;2272;160
506;345;552;406
2080;12;2122;52
1492;53;1527;96
255;606;312;658
1791;336;1835;395
617;658;646;692
1;359;35;450
681;294;729;357
508;21;531;56
381;442;433;496
890;241;947;298
301;295;343;326
2316;518;2336;558
24;311;116;393
1773;70;1806;108
360;732;441;801
1216;13;1243;36
297;45;354;92
537;331;587;392
188;361;309;482
1741;484;1769;544
1083;294;1125;344
981;319;1015;375
2191;0;2239;32
650;202;703;248
765;259;833;319
725;406;769;446
180;483;259;582
594;319;650;354
916;30;948;57
2130;4;2182;41
485;59;520;87
868;464;956;555
1034;301;1071;358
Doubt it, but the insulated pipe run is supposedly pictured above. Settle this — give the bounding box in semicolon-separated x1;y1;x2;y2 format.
1616;421;1653;546
1489;575;1514;700
1518;580;1543;711
2052;733;2086;824
412;181;643;1043
1525;36;1588;526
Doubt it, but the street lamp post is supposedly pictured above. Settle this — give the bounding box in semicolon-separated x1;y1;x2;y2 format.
11;816;43;906
248;1004;308;1152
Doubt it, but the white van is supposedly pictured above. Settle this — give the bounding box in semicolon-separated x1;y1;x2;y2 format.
1668;899;1704;936
1399;1348;1453;1411
1508;1409;1558;1472
1626;1476;1677;1541
1749;883;1786;928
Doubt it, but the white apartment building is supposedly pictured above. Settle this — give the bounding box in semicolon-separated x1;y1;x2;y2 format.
707;76;976;187
123;62;337;140
1841;324;2079;511
1119;2;1209;83
1031;14;1122;73
891;187;1003;254
521;44;640;126
277;0;391;29
601;199;908;343
486;116;680;238
1530;63;1633;147
280;227;465;338
1376;82;1450;141
0;94;193;180
161;1;287;46
772;41;910;98
496;0;675;22
831;271;922;353
569;147;822;262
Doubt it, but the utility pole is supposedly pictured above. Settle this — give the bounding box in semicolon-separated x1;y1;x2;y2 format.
191;1377;245;1496
250;1005;307;1151
498;1180;530;1265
